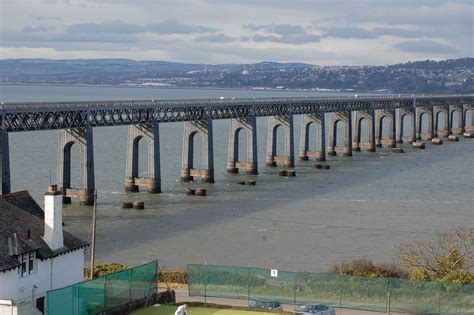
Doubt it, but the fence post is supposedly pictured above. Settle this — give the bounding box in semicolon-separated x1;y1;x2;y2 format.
247;267;251;309
293;272;297;306
437;281;441;315
204;263;207;307
386;278;391;315
339;275;343;310
156;260;159;296
104;274;107;312
129;268;133;305
234;266;238;299
76;284;80;315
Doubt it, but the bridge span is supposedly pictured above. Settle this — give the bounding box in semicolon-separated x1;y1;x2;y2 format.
1;94;473;205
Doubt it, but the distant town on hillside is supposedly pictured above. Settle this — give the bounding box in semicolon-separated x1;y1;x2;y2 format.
1;57;473;94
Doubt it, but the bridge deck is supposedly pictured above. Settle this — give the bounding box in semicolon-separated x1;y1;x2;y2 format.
1;94;472;132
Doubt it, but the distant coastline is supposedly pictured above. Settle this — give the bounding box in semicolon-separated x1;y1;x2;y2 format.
1;57;472;94
0;82;359;94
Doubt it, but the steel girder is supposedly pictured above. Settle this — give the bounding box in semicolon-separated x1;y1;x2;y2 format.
1;95;472;132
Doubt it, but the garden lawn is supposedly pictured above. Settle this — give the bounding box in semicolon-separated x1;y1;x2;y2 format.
132;305;279;315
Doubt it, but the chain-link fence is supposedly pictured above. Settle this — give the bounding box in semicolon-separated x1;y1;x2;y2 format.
47;260;157;315
188;264;473;315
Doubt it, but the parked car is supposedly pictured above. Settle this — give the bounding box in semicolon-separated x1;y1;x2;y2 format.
249;299;283;311
294;304;335;315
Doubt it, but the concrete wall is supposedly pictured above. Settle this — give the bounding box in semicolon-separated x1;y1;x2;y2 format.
0;249;84;304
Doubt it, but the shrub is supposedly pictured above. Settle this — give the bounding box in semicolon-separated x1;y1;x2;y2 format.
84;263;129;279
409;268;432;281
158;268;188;284
330;258;408;278
439;270;474;284
398;226;474;278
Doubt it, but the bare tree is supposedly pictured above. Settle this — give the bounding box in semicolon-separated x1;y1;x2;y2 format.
397;226;474;278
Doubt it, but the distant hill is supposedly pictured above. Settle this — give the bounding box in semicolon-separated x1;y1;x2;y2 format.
0;57;472;93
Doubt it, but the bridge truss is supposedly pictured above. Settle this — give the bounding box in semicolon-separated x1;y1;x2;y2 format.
2;95;473;132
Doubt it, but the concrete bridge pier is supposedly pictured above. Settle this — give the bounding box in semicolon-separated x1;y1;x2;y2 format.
416;107;434;140
397;109;415;144
328;111;352;156
0;129;11;194
227;118;258;175
181;120;214;183
376;109;396;148
433;106;450;137
299;113;326;161
125;124;161;193
57;127;95;205
353;111;375;152
464;104;474;132
449;105;464;135
266;115;295;167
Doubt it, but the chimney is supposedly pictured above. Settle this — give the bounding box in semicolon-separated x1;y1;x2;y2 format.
43;185;64;250
7;232;16;256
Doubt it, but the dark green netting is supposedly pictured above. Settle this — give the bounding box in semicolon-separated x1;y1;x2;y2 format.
47;284;79;315
248;267;296;304
131;262;157;301
390;277;440;314
295;272;343;307
339;275;388;312
187;264;207;297
47;261;157;315
105;269;131;310
188;264;474;315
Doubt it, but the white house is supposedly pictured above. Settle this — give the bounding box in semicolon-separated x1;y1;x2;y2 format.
0;187;89;314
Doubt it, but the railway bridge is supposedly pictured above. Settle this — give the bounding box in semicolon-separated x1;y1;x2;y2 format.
1;94;473;205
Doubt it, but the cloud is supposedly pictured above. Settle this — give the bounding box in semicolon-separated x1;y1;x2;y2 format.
393;40;458;54
371;27;422;39
67;20;143;34
33;16;63;21
1;31;140;46
43;0;71;4
148;19;218;34
195;33;237;43
22;25;51;33
243;23;320;44
65;19;218;36
322;27;375;39
3;19;220;47
253;34;320;45
322;27;424;39
1;0;471;64
243;23;306;36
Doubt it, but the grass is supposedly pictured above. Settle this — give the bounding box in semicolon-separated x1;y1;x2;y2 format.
132;304;288;315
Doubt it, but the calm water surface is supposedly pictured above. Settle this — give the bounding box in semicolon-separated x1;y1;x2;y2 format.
1;85;473;272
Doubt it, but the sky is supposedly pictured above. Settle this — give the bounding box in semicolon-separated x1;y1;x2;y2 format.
0;0;473;65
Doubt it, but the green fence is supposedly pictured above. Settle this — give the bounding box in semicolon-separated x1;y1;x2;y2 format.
188;264;474;315
47;261;157;315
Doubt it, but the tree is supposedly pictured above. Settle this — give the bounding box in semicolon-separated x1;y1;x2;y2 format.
397;226;473;282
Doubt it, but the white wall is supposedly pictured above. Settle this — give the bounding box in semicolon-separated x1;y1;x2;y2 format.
51;250;84;290
0;300;18;315
0;301;43;315
0;249;84;304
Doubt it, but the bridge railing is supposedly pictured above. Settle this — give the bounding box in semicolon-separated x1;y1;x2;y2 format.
1;94;473;112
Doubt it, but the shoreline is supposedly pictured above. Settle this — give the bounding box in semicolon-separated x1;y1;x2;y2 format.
0;82;381;94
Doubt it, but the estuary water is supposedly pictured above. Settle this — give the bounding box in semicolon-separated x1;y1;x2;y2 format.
1;84;473;272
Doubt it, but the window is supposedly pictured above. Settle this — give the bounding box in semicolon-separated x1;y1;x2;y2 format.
28;251;36;274
17;251;36;277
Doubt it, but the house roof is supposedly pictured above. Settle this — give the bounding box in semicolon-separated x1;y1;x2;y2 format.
0;191;89;272
1;191;45;219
